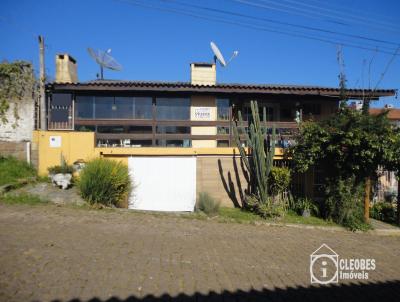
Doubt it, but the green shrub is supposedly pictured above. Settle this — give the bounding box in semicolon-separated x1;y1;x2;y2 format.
78;158;131;207
293;197;319;216
371;202;396;223
196;192;220;216
0;155;36;186
48;165;74;174
268;166;291;196
323;176;367;231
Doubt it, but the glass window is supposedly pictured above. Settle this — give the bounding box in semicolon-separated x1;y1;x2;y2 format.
75;125;96;132
243;103;274;122
75;96;94;119
156;126;190;134
156;98;190;120
128;126;152;134
217;126;229;134
134;97;153;119
217;99;230;120
217;140;229;147
129;140;152;147
156;139;191;147
303;103;321;115
114;97;134;119
97;126;125;133
95;96;115;119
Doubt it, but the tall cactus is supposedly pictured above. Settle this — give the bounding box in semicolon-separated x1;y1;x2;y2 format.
232;101;276;205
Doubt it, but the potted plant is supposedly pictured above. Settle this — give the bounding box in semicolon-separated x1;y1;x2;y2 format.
297;198;319;218
48;155;74;189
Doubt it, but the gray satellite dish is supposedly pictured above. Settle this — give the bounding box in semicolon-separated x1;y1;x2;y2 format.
210;41;238;67
87;47;122;80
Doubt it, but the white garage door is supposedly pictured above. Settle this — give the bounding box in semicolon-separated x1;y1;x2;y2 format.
128;156;197;212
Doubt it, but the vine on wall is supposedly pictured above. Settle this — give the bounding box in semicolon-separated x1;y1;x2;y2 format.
0;61;36;128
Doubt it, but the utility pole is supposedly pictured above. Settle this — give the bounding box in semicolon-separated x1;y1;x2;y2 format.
39;35;46;130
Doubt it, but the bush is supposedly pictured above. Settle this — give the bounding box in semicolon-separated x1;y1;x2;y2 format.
323;176;367;231
196;192;220;216
268;166;291;196
78;158;131;207
0;155;36;186
371;202;396;223
292;197;319;216
48;165;74;174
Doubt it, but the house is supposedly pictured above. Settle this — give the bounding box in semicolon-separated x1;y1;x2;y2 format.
37;54;396;210
369;108;400;202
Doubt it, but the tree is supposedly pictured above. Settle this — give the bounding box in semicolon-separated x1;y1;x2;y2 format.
289;108;399;228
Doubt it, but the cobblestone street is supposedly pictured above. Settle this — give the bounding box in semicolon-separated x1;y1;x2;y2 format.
0;204;399;302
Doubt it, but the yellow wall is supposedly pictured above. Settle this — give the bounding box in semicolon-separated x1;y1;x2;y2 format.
190;95;217;148
34;130;285;176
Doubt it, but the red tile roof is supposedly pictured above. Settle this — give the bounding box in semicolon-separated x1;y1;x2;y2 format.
49;80;396;99
369;108;400;120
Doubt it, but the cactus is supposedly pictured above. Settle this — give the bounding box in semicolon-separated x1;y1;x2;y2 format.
232;101;276;206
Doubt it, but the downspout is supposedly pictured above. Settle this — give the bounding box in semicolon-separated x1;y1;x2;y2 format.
26;141;31;164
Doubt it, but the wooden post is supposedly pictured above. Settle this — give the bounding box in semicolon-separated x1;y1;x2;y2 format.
364;177;371;222
38;35;46;130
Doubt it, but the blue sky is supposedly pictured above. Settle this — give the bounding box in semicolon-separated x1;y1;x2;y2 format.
1;0;399;107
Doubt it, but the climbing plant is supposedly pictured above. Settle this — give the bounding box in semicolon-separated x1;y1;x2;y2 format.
0;61;36;127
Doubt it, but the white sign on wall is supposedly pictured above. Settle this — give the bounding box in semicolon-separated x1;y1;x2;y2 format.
49;136;61;148
194;107;211;119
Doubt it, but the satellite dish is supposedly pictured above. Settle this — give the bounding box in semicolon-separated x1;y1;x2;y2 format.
87;47;122;80
210;41;239;67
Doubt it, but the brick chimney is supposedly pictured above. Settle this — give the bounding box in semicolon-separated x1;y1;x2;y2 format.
190;63;216;86
55;54;78;83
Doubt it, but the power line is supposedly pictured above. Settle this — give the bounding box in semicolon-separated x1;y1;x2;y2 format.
264;0;400;30
233;0;400;34
114;0;400;56
169;0;399;48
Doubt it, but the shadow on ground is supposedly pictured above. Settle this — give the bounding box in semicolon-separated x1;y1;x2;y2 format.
54;280;400;302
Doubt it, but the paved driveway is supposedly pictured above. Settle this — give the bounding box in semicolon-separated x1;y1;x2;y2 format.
0;204;399;302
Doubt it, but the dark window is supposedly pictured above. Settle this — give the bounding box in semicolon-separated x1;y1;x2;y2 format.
128;126;152;134
217;126;229;134
52;93;72;106
156;98;190;120
75;96;94;119
156;139;191;147
303;103;321;115
280;108;292;120
156;126;190;134
75;125;96;132
217;140;229;147
217;99;230;120
243;104;274;121
97;126;125;133
94;96;116;118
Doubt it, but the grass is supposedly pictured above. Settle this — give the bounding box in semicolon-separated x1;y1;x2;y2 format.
0;193;49;205
0;156;36;186
217;207;338;227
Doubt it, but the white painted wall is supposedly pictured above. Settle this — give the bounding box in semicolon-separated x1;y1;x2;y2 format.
0;98;34;142
128;157;197;212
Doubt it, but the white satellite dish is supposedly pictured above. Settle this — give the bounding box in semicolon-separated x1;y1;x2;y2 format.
210;41;239;67
87;47;122;80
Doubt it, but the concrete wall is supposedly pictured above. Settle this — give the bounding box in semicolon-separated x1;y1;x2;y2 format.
190;63;216;85
0;98;34;142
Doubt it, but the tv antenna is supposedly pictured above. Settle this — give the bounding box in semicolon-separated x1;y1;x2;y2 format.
87;47;122;80
210;41;238;67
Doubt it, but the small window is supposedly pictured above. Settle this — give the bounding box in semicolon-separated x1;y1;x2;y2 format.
217;140;229;147
75;125;96;132
156;139;191;147
156;126;190;134
97;126;125;133
217;126;229;134
128;126;152;134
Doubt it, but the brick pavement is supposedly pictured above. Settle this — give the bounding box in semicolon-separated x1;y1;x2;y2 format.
0;204;399;302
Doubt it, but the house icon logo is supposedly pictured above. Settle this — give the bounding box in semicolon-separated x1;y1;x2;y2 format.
310;244;339;284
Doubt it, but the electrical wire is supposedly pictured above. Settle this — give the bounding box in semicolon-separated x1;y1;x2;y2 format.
169;0;399;48
114;0;400;56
